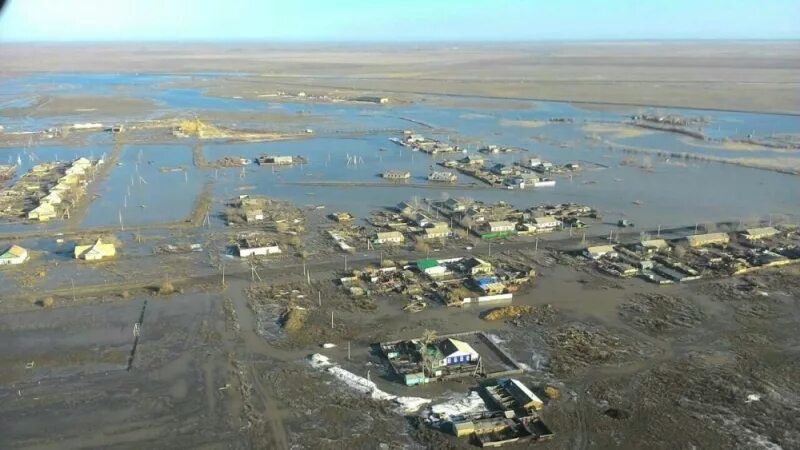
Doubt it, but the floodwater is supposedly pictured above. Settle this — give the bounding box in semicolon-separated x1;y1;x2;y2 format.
1;73;799;231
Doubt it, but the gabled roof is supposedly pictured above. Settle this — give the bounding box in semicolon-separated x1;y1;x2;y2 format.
438;338;477;357
1;245;27;258
417;259;440;270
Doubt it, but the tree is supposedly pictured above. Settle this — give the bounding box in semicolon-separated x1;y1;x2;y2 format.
414;240;430;254
419;329;438;377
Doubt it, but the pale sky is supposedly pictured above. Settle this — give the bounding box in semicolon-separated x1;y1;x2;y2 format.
0;0;798;42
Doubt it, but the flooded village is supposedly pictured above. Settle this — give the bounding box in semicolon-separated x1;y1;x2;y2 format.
1;64;799;450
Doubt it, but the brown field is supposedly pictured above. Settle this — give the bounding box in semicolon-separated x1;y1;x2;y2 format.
1;41;799;113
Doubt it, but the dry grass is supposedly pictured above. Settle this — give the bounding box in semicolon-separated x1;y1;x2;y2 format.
1;42;799;113
582;123;653;139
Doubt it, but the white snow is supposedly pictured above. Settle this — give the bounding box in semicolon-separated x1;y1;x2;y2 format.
322;343;337;349
308;353;430;413
426;391;487;422
745;393;761;403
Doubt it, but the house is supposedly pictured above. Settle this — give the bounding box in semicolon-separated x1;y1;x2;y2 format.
462;155;485;166
638;239;670;253
583;245;616;260
51;182;72;193
444;198;466;212
490;164;513;176
464;257;493;276
237;240;281;257
256;155;295;165
331;211;354;222
417;259;447;276
532;216;560;230
423;226;450;240
58;174;81;185
437;338;479;366
524;157;543;168
428;171;457;182
412;212;433;228
741;227;779;241
65;165;87;176
374;231;405;245
686;232;730;248
71;157;93;169
0;245;29;265
245;209;264;223
74;238;116;261
28;203;57;221
487;221;516;233
383;170;411;180
356;96;389;104
476;276;506;295
42;191;63;205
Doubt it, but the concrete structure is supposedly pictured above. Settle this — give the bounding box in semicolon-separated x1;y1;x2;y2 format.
0;245;29;265
584;245;617;259
741;227;780;241
487;221;516;233
374;231;405;245
238;242;281;257
74;238;116;261
438;338;479;366
28;203;57;221
382;170;411;180
686;232;730;248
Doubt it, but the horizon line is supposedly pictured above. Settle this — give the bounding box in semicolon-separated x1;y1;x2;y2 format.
3;38;800;45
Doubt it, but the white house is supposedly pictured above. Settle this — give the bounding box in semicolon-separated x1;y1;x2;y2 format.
487;221;516;233
532;216;560;230
583;245;617;260
438;338;479;366
0;245;29;265
374;231;405;245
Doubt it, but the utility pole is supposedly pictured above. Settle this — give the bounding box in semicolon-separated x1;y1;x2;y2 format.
534;237;539;253
330;311;334;329
221;264;225;287
344;255;348;271
318;291;322;307
657;224;661;237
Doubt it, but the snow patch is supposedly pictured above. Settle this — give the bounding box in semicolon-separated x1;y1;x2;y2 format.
425;391;487;423
485;333;506;344
308;353;430;414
